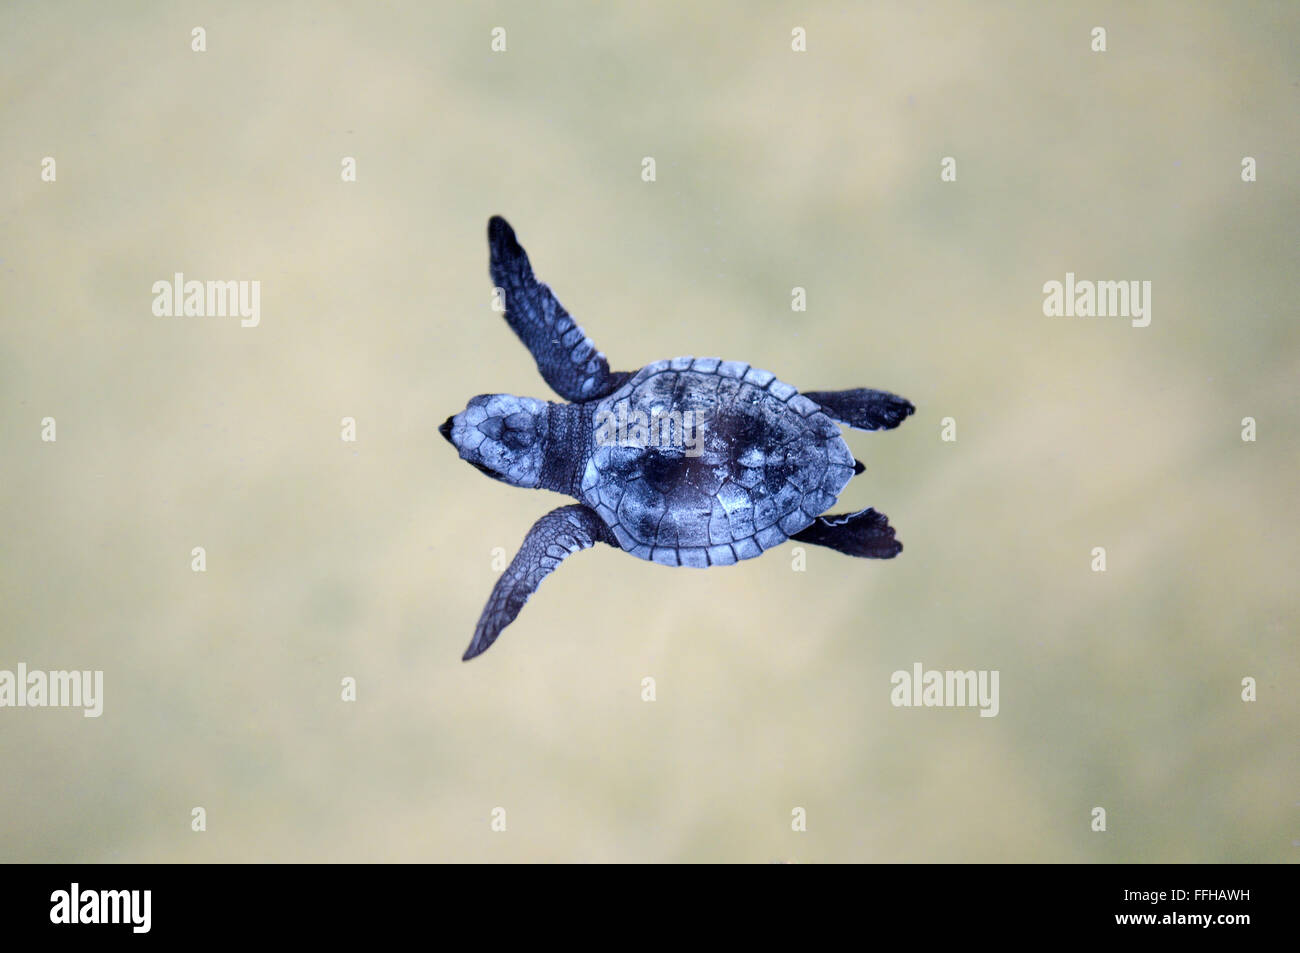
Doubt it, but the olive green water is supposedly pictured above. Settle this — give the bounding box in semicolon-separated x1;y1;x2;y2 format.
1;1;1296;862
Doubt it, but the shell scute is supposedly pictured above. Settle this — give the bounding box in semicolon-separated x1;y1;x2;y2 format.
584;362;855;561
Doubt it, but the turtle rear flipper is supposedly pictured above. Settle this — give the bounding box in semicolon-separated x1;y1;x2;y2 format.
488;216;630;402
463;504;617;660
791;507;902;559
803;388;914;431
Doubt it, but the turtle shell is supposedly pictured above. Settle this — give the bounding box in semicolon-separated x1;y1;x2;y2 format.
580;357;856;567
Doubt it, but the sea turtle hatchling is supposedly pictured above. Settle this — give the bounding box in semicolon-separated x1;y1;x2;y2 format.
441;216;915;660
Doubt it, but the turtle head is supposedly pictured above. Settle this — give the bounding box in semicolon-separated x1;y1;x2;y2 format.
441;394;548;488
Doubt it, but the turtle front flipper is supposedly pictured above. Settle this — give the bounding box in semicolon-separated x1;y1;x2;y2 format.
488;216;631;402
802;388;914;431
790;507;902;558
462;504;617;661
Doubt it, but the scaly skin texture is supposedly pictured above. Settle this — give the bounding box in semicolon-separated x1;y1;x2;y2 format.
790;507;902;558
441;397;593;495
441;394;550;488
488;216;629;403
580;360;855;567
540;402;595;497
801;389;916;432
441;216;914;659
461;504;616;660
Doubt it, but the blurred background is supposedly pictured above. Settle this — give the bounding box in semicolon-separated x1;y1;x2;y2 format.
1;1;1296;862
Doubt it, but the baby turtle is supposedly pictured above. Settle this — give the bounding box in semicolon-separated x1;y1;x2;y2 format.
442;217;914;660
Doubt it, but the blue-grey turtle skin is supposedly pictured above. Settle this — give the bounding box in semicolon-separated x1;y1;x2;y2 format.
442;216;914;660
582;359;856;568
